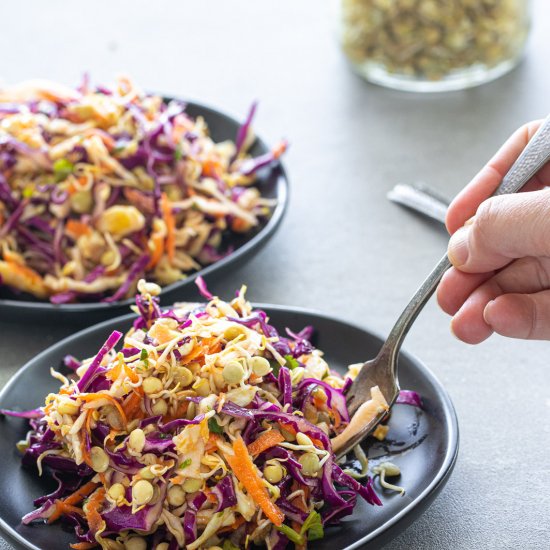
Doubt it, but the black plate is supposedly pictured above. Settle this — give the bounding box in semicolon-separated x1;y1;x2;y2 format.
0;305;458;549
0;101;288;324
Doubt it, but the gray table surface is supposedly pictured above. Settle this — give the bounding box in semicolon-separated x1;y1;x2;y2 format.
1;1;549;549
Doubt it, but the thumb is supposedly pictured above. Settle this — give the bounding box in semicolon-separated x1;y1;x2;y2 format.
447;190;550;273
484;290;550;340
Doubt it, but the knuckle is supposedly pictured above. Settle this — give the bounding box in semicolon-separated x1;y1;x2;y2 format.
471;196;503;243
533;258;550;290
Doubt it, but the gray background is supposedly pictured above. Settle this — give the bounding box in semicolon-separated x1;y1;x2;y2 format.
1;1;549;548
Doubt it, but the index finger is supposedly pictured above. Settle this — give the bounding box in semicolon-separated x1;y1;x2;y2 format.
446;120;550;234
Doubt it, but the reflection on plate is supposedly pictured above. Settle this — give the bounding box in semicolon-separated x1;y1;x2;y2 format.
0;100;288;324
0;306;458;550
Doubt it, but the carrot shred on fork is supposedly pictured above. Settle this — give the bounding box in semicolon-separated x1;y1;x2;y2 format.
247;430;285;456
224;436;284;526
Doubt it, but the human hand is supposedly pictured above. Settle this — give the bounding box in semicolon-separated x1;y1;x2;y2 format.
437;120;550;343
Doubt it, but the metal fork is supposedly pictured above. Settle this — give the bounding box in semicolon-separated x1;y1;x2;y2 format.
336;114;550;458
387;182;450;224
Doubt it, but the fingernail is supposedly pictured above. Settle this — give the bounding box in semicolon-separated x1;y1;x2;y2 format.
448;226;470;267
483;300;495;325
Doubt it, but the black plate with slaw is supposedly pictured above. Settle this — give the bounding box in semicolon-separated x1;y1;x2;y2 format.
0;84;288;323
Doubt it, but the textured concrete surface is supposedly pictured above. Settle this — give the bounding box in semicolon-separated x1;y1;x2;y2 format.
0;1;549;548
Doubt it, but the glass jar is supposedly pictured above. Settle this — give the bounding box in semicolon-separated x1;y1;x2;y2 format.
339;0;530;92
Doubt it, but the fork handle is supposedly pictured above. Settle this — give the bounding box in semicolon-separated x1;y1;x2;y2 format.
382;113;550;371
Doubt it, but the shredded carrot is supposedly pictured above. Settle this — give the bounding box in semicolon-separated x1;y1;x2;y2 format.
247;430;285;456
272;140;287;159
332;407;342;430
80;422;91;467
70;543;98;550
278;422;297;436
85;407;93;433
313;395;326;409
63;481;99;506
79;393;127;426
4;259;45;288
48;503;84;523
106;355;138;383
218;515;246;534
123;363;139;383
310;437;324;449
66;219;91;238
201;336;222;354
84;488;106;534
80;411;93;467
181;336;223;365
205;434;220;453
230;218;249;233
149;321;176;344
224;436;284;527
181;343;205;363
123;390;143;419
3;248;24;265
146;232;165;269
82;128;116;150
161;193;176;263
202;158;222;177
170;474;184;485
165;400;188;421
105;429;119;445
105;360;122;381
204;487;218;504
291;483;309;513
48;481;98;523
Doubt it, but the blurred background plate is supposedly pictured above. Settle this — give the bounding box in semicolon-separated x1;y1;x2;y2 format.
0;100;288;324
0;305;458;550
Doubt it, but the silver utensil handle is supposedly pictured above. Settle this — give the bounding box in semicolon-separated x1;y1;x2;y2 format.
383;114;550;367
388;183;449;224
494;116;550;195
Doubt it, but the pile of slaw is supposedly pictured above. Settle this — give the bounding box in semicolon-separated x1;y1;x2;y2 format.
0;77;285;303
6;278;391;550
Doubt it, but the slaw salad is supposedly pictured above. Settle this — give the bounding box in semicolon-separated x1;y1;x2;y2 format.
0;77;285;303
2;278;396;549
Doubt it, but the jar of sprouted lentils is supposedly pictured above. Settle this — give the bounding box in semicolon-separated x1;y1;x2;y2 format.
339;0;531;92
